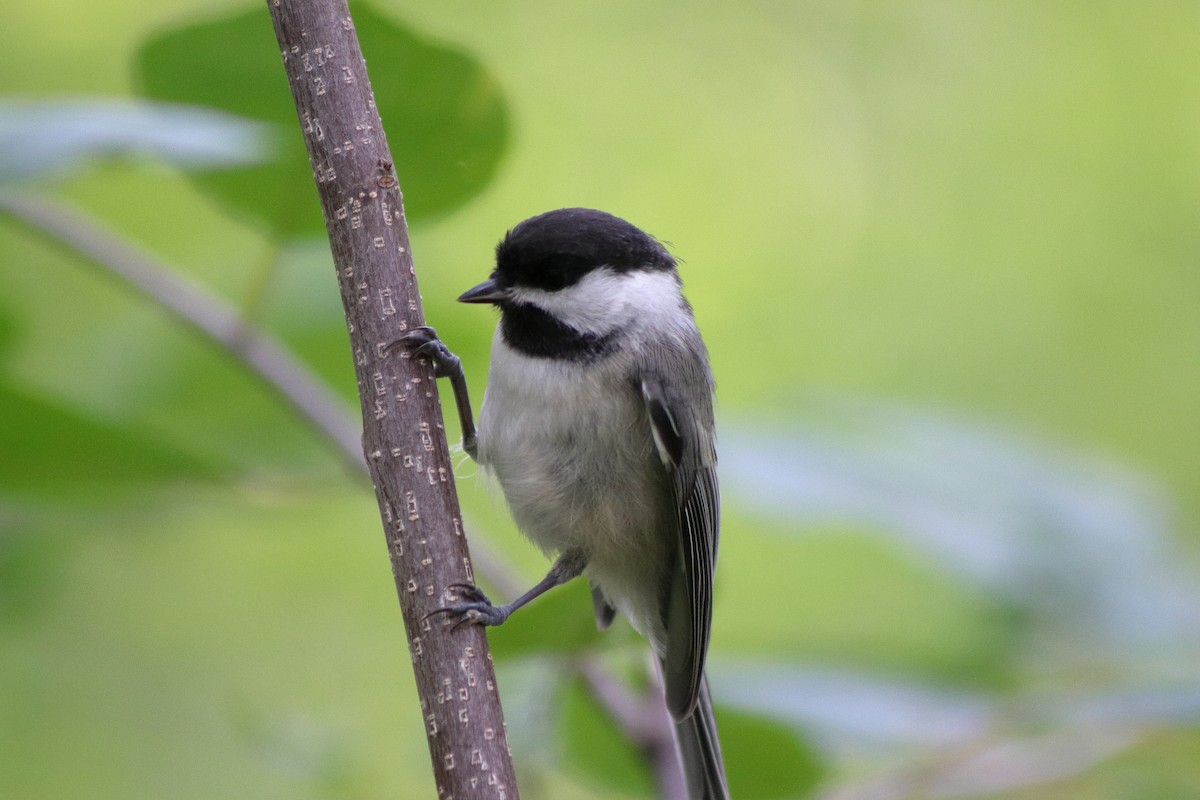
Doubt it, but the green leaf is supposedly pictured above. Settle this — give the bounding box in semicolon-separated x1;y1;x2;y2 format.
0;526;64;625
561;675;826;800
485;578;605;660
717;706;825;799
560;673;655;796
133;3;508;237
0;381;220;499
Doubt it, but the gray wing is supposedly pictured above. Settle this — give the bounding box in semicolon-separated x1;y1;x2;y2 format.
640;367;719;722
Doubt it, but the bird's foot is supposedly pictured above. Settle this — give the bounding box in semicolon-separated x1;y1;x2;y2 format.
389;326;463;380
425;583;512;630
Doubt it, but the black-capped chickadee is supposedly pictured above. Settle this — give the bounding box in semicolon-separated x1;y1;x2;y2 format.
405;208;726;799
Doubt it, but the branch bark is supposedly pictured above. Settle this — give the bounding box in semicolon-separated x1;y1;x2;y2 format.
266;1;518;797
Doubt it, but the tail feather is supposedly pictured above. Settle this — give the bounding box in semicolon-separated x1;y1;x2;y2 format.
674;675;729;800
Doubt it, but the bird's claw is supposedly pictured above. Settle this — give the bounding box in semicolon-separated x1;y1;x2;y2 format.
424;583;511;630
389;326;462;379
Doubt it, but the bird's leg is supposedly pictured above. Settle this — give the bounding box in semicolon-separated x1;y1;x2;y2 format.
427;551;587;630
388;326;478;460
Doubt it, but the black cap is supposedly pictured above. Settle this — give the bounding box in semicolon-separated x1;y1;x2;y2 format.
492;208;675;293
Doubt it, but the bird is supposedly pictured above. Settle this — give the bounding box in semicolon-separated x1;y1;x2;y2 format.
402;207;727;799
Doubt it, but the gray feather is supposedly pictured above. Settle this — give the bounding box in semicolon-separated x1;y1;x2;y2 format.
675;675;729;800
640;345;718;721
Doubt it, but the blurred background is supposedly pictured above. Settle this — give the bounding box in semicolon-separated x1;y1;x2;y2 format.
1;2;1198;798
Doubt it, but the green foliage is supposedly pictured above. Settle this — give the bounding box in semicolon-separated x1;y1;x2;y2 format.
2;2;1199;800
561;675;657;796
718;707;824;799
558;676;824;799
0;381;220;500
134;2;508;236
0;527;63;625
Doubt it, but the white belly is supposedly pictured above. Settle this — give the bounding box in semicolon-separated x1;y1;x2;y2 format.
476;336;672;640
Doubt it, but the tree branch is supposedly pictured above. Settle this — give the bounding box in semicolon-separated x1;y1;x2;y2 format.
265;0;518;797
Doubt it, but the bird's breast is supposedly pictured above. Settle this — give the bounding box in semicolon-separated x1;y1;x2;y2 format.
476;337;669;563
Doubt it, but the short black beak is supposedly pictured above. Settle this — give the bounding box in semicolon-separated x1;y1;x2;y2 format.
457;278;510;304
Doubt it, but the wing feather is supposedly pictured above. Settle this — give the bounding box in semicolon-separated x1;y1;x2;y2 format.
641;372;719;721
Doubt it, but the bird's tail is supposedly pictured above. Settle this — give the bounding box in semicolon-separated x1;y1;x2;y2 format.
674;674;729;800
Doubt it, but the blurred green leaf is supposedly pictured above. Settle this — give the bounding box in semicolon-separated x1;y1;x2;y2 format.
0;526;63;625
717;706;825;800
723;401;1198;664
560;673;655;797
486;579;604;660
133;3;509;237
558;674;823;799
0;381;220;499
0;99;271;184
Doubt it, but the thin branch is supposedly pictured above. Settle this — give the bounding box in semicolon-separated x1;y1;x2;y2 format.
266;0;519;796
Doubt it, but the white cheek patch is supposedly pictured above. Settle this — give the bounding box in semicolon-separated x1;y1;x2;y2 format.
509;269;683;336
